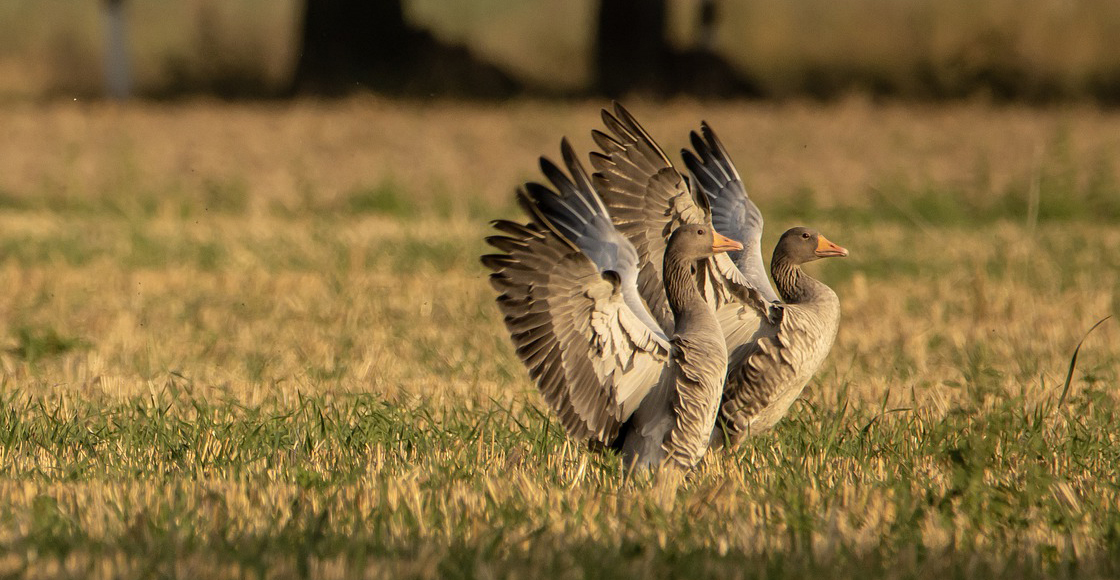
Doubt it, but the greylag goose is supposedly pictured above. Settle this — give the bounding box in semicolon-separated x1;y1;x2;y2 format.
482;140;743;470
589;104;848;448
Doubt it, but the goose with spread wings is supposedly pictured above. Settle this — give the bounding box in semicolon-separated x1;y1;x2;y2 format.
589;103;849;449
482;140;743;470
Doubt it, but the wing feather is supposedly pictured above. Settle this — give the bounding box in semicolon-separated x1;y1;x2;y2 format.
484;225;670;443
682;122;780;305
483;139;673;444
590;103;715;333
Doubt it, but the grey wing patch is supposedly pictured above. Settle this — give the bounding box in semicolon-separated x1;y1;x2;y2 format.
706;252;781;359
682;122;780;305
713;253;782;324
520;138;667;342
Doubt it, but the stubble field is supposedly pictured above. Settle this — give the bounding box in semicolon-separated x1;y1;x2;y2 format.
0;98;1118;578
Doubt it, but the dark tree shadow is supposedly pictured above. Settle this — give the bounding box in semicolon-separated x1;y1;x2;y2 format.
594;0;762;99
291;0;520;99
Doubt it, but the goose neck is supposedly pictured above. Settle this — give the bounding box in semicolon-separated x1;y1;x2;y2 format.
772;257;814;303
663;253;709;329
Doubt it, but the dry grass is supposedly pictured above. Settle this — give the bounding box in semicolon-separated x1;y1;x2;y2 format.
0;99;1118;578
3;98;1120;214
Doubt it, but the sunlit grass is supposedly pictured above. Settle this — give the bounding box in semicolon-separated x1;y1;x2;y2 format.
0;101;1117;578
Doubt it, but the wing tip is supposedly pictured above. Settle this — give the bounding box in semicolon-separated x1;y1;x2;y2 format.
480;253;514;271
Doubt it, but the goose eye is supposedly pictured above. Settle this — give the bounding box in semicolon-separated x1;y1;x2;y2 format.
697;228;705;235
801;232;811;239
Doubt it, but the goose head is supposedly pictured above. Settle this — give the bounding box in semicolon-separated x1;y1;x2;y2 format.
668;224;744;262
775;227;849;265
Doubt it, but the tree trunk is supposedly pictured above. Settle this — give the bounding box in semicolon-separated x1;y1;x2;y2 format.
594;0;668;96
291;0;518;97
292;0;413;93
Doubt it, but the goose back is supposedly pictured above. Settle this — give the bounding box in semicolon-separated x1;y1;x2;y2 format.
716;286;840;443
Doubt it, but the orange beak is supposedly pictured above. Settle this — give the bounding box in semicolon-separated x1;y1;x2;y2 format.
815;234;849;258
711;231;744;253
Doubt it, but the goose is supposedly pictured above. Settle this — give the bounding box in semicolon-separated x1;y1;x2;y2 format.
588;104;848;448
482;140;743;470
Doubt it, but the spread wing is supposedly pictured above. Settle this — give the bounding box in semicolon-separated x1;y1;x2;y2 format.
589;102;723;333
482;141;671;445
681;123;780;304
590;104;774;335
679;120;790;369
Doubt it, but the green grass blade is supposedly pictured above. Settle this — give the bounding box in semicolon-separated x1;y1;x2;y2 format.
1056;315;1112;408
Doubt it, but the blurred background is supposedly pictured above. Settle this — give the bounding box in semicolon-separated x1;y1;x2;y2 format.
4;0;1120;103
1;5;1119;575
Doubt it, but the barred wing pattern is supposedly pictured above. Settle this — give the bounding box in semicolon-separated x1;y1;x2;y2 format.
717;297;839;443
482;143;672;445
589;103;733;333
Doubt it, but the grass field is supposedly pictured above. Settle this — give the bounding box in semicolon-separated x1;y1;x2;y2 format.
0;99;1118;578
